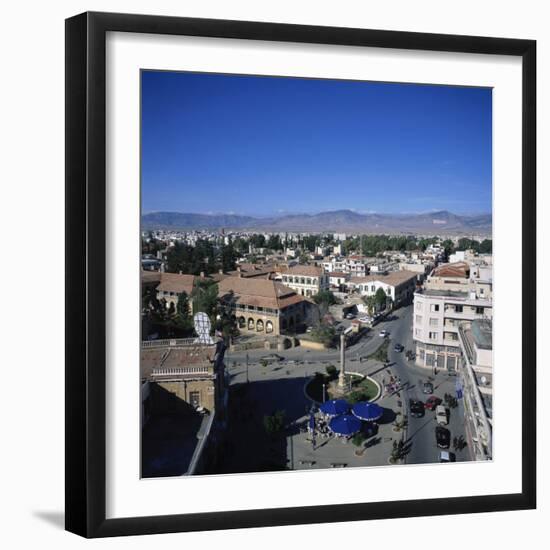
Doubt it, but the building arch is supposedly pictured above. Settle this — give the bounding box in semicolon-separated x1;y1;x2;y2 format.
266;321;274;334
248;318;255;330
256;319;264;332
238;316;246;328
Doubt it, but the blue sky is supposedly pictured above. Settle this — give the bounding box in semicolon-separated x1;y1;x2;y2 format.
141;71;492;216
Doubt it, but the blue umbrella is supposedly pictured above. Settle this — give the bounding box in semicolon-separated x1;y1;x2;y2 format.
352;401;384;421
329;414;362;436
319;399;349;416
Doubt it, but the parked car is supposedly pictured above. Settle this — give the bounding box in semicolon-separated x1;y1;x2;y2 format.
345;313;355;320
422;382;434;394
439;450;456;463
409;399;425;418
260;353;284;364
379;329;389;338
306;326;313;333
436;405;448;425
394;343;404;353
424;395;442;410
358;316;372;323
435;426;451;449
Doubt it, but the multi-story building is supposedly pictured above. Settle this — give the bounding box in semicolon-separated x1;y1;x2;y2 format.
328;271;351;290
350;270;418;307
413;288;492;372
280;265;329;297
457;319;493;461
155;272;196;309
218;276;314;335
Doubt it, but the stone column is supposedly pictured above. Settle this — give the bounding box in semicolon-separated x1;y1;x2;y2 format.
338;333;346;388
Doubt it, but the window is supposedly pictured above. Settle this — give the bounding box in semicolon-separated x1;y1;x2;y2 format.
429;318;438;327
476;307;484;315
415;328;422;337
306;278;312;285
415;315;422;324
429;331;438;340
266;321;273;334
455;305;463;313
256;319;264;331
430;304;440;312
371;285;375;292
416;301;423;311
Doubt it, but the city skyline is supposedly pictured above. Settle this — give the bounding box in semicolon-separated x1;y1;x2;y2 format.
141;71;492;216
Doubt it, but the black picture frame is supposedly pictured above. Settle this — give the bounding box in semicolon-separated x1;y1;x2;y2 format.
65;11;536;538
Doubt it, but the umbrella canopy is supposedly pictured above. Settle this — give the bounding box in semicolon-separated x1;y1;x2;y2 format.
329;414;362;436
319;399;349;416
352;401;384;421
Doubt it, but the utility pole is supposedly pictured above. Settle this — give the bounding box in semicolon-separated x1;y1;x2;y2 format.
246;353;249;384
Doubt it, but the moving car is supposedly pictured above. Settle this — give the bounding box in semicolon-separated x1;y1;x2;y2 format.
435;426;451;449
379;329;389;338
422;382;434;394
435;405;448;425
424;395;442;410
409;399;425;418
439;451;456;463
394;343;404;352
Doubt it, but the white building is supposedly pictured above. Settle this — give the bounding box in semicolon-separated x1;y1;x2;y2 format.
350;270;417;306
280;265;329;297
458;318;493;460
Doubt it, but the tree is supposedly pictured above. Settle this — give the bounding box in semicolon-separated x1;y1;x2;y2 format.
325;365;338;379
441;239;455;260
219;243;238;272
263;410;286;435
175;291;192;332
309;325;336;347
374;287;388;311
480;239;492;254
191;279;219;321
363;295;377;315
313;290;337;307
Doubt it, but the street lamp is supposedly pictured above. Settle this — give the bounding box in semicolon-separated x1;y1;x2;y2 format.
322;383;326;403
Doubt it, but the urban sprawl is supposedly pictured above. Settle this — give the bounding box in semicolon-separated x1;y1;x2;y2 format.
141;227;493;476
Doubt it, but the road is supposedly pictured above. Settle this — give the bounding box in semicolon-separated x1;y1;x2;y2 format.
382;305;470;464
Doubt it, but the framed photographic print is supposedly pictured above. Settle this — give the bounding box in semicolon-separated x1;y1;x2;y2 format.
65;11;536;538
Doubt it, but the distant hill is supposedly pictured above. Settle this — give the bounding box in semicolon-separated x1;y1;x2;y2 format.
142;209;492;235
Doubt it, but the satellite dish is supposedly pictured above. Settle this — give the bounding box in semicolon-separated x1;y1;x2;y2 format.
193;312;214;345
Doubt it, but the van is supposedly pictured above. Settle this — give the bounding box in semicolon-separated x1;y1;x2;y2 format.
435;405;448;425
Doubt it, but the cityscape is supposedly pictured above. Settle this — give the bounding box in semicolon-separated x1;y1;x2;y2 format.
140;71;493;477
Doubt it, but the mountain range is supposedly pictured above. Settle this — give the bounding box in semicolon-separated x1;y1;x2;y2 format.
141;209;492;235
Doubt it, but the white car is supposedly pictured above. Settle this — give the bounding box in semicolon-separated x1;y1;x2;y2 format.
379;329;389;338
358;316;372;323
436;405;448;425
